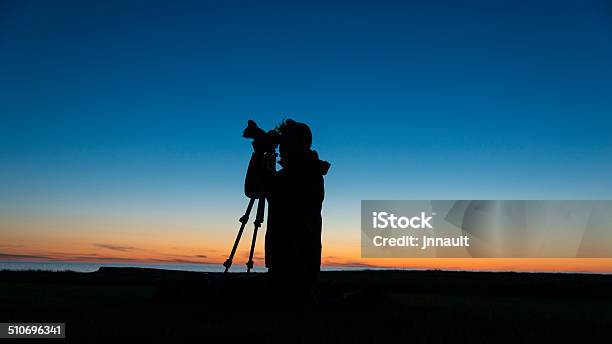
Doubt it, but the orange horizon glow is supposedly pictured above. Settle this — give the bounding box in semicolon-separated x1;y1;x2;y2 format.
2;256;612;274
2;222;611;274
2;244;611;274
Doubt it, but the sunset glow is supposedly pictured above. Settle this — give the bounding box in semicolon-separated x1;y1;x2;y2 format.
1;1;611;274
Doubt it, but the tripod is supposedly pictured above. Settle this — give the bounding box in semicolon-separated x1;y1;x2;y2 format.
222;196;266;274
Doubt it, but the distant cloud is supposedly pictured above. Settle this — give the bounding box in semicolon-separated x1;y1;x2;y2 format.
338;261;377;268
149;258;212;264
322;257;377;268
92;243;136;252
0;249;212;265
69;255;137;262
0;244;25;248
0;253;51;259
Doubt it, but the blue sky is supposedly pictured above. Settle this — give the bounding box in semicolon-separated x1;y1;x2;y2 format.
1;1;611;264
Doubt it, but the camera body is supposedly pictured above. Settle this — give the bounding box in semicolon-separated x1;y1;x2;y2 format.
243;120;281;154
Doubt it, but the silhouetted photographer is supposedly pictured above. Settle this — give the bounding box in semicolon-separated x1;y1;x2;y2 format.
244;119;330;305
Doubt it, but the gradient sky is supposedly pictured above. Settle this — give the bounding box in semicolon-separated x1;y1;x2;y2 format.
1;0;611;271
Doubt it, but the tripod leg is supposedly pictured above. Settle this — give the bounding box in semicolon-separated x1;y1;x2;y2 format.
246;198;266;275
223;198;256;273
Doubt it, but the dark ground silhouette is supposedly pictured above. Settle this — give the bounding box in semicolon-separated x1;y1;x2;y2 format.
1;268;611;343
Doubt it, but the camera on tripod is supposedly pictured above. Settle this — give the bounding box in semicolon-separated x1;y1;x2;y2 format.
243;120;279;171
242;120;281;153
222;120;277;274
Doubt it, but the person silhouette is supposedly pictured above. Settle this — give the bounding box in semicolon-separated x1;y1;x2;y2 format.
244;119;330;305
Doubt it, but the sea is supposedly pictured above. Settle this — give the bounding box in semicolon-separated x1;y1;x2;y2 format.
0;261;369;273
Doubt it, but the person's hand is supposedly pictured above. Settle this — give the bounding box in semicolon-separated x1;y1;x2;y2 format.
252;139;268;154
